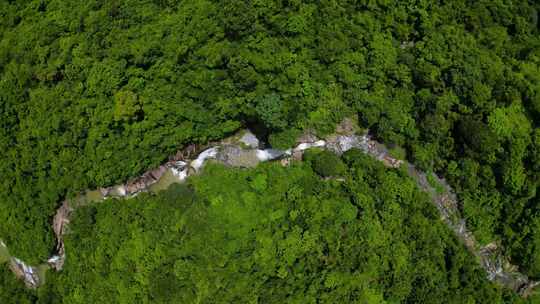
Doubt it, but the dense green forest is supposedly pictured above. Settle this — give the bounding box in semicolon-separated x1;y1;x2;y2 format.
1;152;529;303
1;0;540;300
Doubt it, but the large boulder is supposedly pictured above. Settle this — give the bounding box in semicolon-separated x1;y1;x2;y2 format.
239;131;260;149
215;145;261;168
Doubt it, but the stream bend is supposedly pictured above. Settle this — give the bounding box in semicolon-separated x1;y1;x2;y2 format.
1;127;538;297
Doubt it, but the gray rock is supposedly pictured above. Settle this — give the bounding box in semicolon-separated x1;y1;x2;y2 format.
215;145;261;167
326;135;361;154
239;131;260;148
296;134;318;144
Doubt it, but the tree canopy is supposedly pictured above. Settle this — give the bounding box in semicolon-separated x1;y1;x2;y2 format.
22;152;524;303
1;0;540;300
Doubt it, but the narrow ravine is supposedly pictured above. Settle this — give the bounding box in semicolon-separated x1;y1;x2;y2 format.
1;121;538;297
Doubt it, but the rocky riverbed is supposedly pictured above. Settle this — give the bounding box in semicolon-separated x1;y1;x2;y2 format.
1;122;538;296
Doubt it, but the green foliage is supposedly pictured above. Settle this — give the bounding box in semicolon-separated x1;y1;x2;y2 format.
521;215;540;277
426;171;445;194
303;148;346;177
487;104;531;140
39;154;508;303
0;266;37;304
388;145;407;160
113;90;142;122
0;0;539;292
268;128;301;149
255;93;287;130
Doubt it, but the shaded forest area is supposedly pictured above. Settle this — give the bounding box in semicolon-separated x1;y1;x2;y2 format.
1;0;540;294
2;152;529;303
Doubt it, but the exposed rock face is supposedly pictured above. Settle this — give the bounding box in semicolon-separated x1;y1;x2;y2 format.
124;166;168;195
49;200;73;271
291;150;303;161
520;281;540;298
171;143;200;161
296;131;318;144
215;145;261;167
10;258;40;289
99;187;111;197
335;117;358;135
239;131;260;149
99;161;189;200
326;134;364;155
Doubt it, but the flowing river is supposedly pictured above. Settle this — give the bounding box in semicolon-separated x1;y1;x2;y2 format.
1;124;538;297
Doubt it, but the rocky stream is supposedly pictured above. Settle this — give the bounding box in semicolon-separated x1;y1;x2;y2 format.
1;122;538;297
